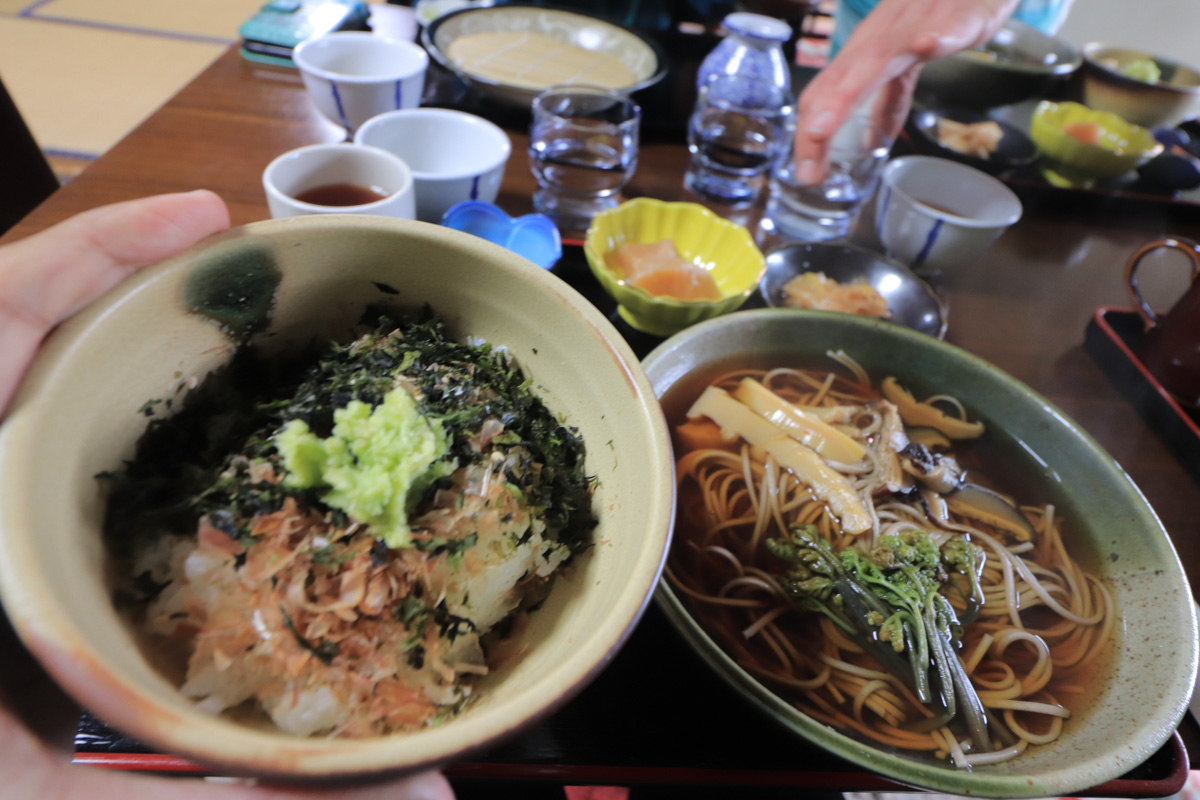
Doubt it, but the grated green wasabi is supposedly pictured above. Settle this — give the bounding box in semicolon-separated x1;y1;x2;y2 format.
275;386;453;547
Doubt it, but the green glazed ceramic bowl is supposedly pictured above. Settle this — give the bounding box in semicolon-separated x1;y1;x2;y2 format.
0;215;675;781
1081;43;1200;129
1030;100;1162;187
642;309;1197;798
584;198;767;338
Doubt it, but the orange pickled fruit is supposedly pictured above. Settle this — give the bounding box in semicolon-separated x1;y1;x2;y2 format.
632;266;721;301
1062;120;1104;146
606;240;680;281
605;238;722;301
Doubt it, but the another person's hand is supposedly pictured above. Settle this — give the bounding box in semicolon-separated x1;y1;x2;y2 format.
792;0;1019;184
0;190;455;800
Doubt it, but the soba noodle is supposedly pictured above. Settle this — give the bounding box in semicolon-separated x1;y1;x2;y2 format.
666;355;1114;768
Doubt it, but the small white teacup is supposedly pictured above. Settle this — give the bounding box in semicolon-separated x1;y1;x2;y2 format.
876;155;1022;274
262;142;416;219
354;108;511;223
293;31;428;134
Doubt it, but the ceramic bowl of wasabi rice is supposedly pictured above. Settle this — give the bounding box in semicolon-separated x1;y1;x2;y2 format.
0;215;675;780
642;309;1197;798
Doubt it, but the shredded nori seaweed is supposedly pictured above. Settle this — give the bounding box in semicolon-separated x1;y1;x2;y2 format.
101;306;596;557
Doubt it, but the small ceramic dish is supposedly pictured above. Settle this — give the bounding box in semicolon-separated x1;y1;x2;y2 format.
583;198;766;338
441;200;561;269
760;241;947;339
907;107;1037;175
1081;43;1200;129
1030;100;1162;187
422;4;666;108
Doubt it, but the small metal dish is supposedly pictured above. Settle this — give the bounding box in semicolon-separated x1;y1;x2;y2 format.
760;241;947;339
907;107;1037;175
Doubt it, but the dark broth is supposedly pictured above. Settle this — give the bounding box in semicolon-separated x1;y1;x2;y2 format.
293;182;390;207
661;354;1117;753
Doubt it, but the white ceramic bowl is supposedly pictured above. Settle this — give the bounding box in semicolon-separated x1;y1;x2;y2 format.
876;155;1023;274
0;216;674;780
262;142;416;219
293;31;429;132
355;108;512;223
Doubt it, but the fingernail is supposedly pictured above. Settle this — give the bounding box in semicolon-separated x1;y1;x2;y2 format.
807;110;835;134
796;159;819;185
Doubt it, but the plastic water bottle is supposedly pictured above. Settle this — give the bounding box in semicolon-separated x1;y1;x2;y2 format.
696;12;793;96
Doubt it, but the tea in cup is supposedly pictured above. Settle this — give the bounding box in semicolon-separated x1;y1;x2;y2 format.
1124;236;1200;408
262;142;416;219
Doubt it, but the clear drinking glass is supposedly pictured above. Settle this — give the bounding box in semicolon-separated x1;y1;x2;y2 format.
765;113;891;242
683;74;794;206
529;85;641;233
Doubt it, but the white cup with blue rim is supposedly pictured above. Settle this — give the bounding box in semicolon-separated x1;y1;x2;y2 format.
355;108;512;223
876;155;1022;274
293;31;428;135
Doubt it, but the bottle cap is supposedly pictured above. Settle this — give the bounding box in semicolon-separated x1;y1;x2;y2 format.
722;12;792;42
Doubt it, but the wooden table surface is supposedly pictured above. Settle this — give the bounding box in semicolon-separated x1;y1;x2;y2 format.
10;43;1200;795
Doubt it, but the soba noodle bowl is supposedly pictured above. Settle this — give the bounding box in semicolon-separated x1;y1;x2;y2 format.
665;353;1115;769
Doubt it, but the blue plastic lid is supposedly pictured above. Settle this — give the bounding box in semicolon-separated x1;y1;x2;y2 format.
441;201;562;270
723;12;792;42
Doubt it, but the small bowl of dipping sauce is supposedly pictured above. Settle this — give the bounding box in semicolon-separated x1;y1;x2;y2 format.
583;198;766;338
262;142;416;219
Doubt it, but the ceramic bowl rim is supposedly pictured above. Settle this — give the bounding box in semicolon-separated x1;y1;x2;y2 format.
262;143;415;212
293;31;430;84
0;214;675;780
1081;41;1200;95
641;307;1199;798
881;155;1023;229
353;108;512;180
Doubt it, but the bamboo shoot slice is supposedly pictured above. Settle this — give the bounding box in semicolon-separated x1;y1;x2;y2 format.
686;387;873;534
733;378;867;464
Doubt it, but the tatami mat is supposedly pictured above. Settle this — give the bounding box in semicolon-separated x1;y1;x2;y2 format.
0;0;262;171
0;15;227;157
29;0;263;43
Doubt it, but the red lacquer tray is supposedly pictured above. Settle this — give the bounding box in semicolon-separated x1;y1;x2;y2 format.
1084;307;1200;483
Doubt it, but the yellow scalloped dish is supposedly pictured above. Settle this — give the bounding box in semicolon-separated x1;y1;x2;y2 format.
584;199;766;338
1030;100;1161;186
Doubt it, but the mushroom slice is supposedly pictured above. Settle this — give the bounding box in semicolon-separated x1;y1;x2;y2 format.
919;486;952;527
733;378;867;464
944;483;1035;542
687;386;874;534
899;442;964;493
874;400;912;493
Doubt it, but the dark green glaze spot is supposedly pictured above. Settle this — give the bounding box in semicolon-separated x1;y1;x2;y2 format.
184;241;281;341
